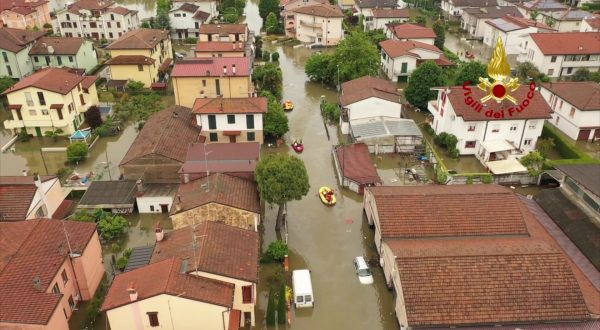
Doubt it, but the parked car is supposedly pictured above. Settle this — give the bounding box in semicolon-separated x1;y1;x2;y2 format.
175;52;186;60
353;256;373;284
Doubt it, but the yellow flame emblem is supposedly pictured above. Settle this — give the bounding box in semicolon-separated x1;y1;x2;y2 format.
477;38;520;104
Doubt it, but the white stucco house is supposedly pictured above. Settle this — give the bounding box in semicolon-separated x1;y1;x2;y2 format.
290;4;344;46
515;0;568;21
385;23;436;44
428;85;552;174
540;81;600;141
0;27;45;79
380;39;454;82
353;0;403;31
460;6;522;38
169;3;211;40
518;32;600;78
540;9;595;32
580;16;600;32
441;0;498;20
367;8;410;31
135;181;179;214
28;37;98;73
173;0;219;18
482;15;555;55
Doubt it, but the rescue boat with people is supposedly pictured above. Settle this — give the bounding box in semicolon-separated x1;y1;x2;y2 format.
319;186;336;206
283;100;294;111
292;139;304;153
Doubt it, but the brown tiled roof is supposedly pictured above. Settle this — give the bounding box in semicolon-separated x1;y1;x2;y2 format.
106;28;169;50
1;67;95;95
107;6;137;15
292;4;344;17
195;41;245;52
529;32;600;55
152;221;260;282
340;76;399;106
0;27;45;53
229;309;241;330
555;164;600;198
416;56;454;67
68;0;114;11
193;9;210;21
174;3;199;13
199;24;248;35
368;185;529;238
0;220;97;325
449;0;497;6
372;8;410;18
335;143;381;185
440;85;553;121
462;6;522;19
179;142;260;175
541;82;600;111
29;37;85;55
380;39;442;58
584;16;600;29
0;176;56;221
389;23;436;39
81;75;98;89
120;106;200;165
101;258;234;311
192;97;267;114
354;0;397;8
106;55;156;65
172;173;260;214
0;0;49;12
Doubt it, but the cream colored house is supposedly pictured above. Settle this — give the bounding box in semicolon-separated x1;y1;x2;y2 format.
198;23;248;42
0;0;51;29
106;28;172;87
2;67;99;136
151;222;260;326
195;41;246;58
291;4;344;46
0;27;45;79
171;58;253;107
102;258;240;330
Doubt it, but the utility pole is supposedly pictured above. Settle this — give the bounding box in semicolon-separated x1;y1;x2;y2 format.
39;149;49;175
105;150;112;180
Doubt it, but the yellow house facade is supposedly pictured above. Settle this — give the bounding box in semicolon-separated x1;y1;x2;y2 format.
106;55;158;87
2;67;99;136
198;23;249;42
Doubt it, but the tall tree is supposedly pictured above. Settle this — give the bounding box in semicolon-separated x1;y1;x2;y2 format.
404;61;445;110
453;61;487;85
332;31;380;83
256;154;310;230
0;76;16;93
305;53;335;85
84;106;103;129
277;284;287;324
259;0;279;20
263;100;289;139
432;20;445;50
266;288;276;325
265;12;279;34
252;63;283;100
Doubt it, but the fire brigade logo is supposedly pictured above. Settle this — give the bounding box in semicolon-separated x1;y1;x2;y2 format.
477;38;520;104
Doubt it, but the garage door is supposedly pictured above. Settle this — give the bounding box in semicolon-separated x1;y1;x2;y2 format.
577;129;591;141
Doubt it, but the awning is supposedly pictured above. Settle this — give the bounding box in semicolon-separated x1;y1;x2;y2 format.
486;159;528;175
8;104;22;110
223;131;241;136
50;104;64;110
159;58;173;72
480;140;515;153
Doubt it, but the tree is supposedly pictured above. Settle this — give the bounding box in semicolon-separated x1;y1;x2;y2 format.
67;142;88;163
266;288;276;326
453;61;487;85
277;284;287;324
305;53;335;85
115;93;162;122
127;80;145;91
544;16;556;27
259;0;279;20
411;15;426;25
271;52;280;61
529;9;540;21
404;61;445;110
321;101;340;123
520;150;545;177
256;154;310;230
365;28;387;50
71;209;129;240
333;32;380;83
263;101;289;138
44;129;64;142
570;68;592;82
141;21;150;28
266;240;288;261
266;12;279;34
515;61;541;82
433;20;445;50
222;7;239;23
85;106;103;129
154;11;170;29
252;63;283;100
0;76;16;93
536;137;555;158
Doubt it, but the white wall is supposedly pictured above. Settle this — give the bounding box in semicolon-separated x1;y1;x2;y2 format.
136;196;174;213
369;17;409;31
346;97;401;121
381;51;417;81
198;113;263;131
540;86;600;140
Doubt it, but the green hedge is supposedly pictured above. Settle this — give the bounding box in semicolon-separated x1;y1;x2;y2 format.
541;124;600;164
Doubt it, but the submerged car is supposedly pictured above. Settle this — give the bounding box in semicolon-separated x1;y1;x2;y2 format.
353;256;374;284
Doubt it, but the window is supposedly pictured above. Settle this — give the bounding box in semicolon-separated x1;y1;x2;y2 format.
150;205;155;211
6;66;11;76
148;312;159;327
247;132;255;141
42;109;49;115
242;285;252;303
80;94;85;106
208;115;216;129
223;114;234;124
465;141;476;148
90;22;97;28
52;283;60;294
523;139;532;146
559;100;563;109
548;69;554;75
567;67;573;74
29;109;37;116
68;296;76;310
202;80;206;87
137;64;144;71
25;92;34;106
510;124;518;131
37;92;46;106
110;14;114;20
63;308;68;319
69;56;74;62
246;114;254;129
182;13;186;17
34;56;39;63
550;56;557;63
57;109;63;120
492;128;500;133
528;122;537;130
57;56;62;65
61;270;68;285
569;107;576;118
2;52;7;62
467;125;475;132
66;14;70;20
209;132;218;142
117;22;121;28
174;13;181;17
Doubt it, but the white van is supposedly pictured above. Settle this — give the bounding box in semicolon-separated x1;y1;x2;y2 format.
292;269;314;308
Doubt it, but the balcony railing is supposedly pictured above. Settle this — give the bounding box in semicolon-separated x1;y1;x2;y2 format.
3;118;72;129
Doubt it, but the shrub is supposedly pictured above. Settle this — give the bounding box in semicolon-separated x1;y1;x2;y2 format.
266;240;288;262
435;167;449;184
466;176;473;184
262;51;270;62
481;174;493;184
434;132;448;146
56;167;71;182
97;214;129;240
266;288;276;325
271;52;280;62
127;80;145;92
110;243;122;253
184;37;198;44
444;134;458;150
18;129;30;142
321;102;341;123
66;142;88;163
448;147;459;159
277;284;287;324
541;125;579;159
423;123;435;136
85;106;103;129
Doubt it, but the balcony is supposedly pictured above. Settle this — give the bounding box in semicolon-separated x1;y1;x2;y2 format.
3;118;71;130
299;20;321;28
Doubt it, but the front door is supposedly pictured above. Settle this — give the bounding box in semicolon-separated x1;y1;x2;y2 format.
215;79;221;96
229;135;236;143
35;127;42;137
243;312;251;326
160;204;169;213
577;129;591;141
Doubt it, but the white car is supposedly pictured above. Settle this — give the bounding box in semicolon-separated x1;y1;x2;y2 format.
353;256;374;284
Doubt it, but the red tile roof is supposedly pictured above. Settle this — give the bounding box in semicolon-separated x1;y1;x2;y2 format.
292;4;344;17
179;142;260;175
106;28;170;50
368;185;529;238
107;6;137;15
228;309;241;330
174;3;199;13
584;16;600;30
101;258;235;311
2;67;96;95
0;175;56;221
105;55;156;65
335;143;381;185
195;41;245;53
416;56;454;67
0;0;48;13
541;82;600;111
193;10;210;20
379;39;442;58
172;58;251;77
440;85;553;121
372;8;410;18
29;37;85;55
152;221;260;282
0;219;97;325
199;24;248;35
0;27;45;53
192;97;267;114
51;199;74;219
340;76;399;106
172;173;260;214
68;0;114;11
529;32;600;55
120;106;201;165
389;23;436;39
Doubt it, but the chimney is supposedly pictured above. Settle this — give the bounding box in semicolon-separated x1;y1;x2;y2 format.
22;169;27;176
232;64;236;75
155;222;164;241
223;65;227;75
33;276;43;291
136;179;144;196
183;173;190;183
127;282;138;301
33;173;41;188
232;41;236;49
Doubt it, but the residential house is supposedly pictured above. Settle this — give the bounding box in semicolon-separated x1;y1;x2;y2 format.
482;15;555;55
289;4;344;46
540;81;600;141
367;8;410;31
339;76;401;134
518;32;600;78
173;0;218;18
427;86;552;174
0;0;51;29
29;37;98;73
349;116;423;153
151;221;260;326
385;23;436;44
0;219;104;329
199;24;249;42
441;0;498;20
0;175;66;221
170;173;261;230
55;0;140;40
363;184;599;329
460;6;522;38
172;58;253;107
195;41;246;58
354;0;401;29
515;0;568;20
540;9;596;32
78;180;137;213
333;143;381;193
336;0;356;10
169;3;211;40
192;97;267;144
580;16;600;32
380;39;453;82
119;106;202;183
554;164;600;214
0;27;45;78
2;67;99;136
281;0;329;37
179;142;260;182
102;258;240;330
105;28;172;87
135;181;179;214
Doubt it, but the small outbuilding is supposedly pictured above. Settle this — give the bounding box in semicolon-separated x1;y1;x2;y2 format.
333;143;382;194
134;180;179;214
78;180;137;213
350;116;423;154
